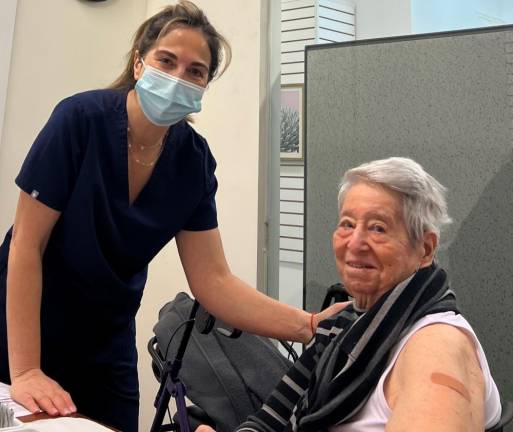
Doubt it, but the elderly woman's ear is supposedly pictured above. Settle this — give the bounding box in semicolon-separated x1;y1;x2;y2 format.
419;231;438;268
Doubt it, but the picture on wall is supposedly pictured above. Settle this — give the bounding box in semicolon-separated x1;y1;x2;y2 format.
280;84;303;161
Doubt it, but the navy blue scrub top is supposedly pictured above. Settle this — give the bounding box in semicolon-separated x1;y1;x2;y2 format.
0;89;218;369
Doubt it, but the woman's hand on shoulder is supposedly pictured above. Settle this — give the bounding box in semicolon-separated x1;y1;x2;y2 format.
10;368;76;416
314;301;352;329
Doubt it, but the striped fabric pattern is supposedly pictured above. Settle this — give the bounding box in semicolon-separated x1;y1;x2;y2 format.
235;265;458;432
235;308;361;432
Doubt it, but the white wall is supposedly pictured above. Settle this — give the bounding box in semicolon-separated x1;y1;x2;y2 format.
354;0;411;40
0;0;18;149
0;1;267;431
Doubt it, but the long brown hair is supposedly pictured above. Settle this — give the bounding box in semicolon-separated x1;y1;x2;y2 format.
110;0;231;91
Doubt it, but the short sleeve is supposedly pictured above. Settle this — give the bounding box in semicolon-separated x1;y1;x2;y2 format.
183;148;218;231
15;96;85;211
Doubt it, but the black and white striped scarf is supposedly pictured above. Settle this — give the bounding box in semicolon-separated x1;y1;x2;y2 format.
293;263;458;432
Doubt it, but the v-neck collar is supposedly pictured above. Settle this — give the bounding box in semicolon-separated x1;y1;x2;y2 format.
120;92;173;209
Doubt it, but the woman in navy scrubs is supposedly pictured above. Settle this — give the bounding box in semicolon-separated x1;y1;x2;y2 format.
0;2;342;431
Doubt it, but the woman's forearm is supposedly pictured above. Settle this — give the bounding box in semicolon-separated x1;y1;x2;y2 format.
193;273;312;343
176;229;322;344
6;242;43;379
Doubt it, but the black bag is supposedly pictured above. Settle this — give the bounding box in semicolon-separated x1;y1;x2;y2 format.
152;292;293;432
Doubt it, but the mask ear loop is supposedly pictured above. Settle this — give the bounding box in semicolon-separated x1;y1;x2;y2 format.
134;49;146;69
133;51;146;82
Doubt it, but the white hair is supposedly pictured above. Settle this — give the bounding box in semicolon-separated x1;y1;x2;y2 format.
338;157;452;243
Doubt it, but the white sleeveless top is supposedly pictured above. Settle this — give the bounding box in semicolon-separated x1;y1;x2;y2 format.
330;312;502;432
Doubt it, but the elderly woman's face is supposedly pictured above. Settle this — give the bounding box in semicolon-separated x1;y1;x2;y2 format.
333;182;425;308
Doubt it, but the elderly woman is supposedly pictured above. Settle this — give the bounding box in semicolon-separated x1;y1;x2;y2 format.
200;157;502;432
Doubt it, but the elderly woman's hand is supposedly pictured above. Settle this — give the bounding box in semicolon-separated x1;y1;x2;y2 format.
195;425;215;432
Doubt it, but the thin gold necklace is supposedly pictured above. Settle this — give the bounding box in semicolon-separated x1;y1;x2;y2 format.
128;143;165;167
127;128;169;167
127;126;164;150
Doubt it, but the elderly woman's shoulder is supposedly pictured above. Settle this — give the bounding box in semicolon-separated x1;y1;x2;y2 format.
390;322;484;393
384;322;487;430
403;323;478;360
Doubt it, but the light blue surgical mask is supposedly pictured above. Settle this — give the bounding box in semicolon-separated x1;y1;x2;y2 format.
135;59;205;126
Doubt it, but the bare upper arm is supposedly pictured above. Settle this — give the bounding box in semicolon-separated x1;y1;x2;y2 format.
385;323;485;432
10;191;61;255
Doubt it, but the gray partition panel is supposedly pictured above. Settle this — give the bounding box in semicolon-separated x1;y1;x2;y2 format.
305;25;513;418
